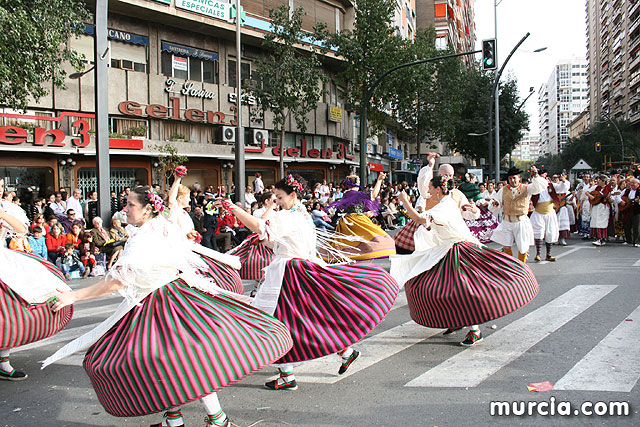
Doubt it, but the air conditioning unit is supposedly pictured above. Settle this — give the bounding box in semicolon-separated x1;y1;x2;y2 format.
252;129;268;146
219;126;236;143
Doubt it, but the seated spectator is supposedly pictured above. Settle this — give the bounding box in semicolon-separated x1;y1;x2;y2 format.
311;202;334;231
60;209;85;233
381;197;397;229
45;224;66;264
112;208;127;226
89;216;122;269
27;226;47;259
109;217;129;246
31;213;48;237
78;232;97;274
58;242;87;280
9;234;31;252
45;216;59;235
214;210;234;252
66;223;83;249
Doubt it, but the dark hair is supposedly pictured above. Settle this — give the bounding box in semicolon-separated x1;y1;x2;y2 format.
130;186;165;217
64;242;74;250
32;226;43;234
431;176;455;195
259;191;274;204
274;174;307;196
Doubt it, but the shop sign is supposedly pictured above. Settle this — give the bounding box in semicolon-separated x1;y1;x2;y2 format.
388;146;403;160
118;97;231;124
328;106;343;122
0;112;142;150
176;0;229;21
153;0;171;4
165;78;215;99
84;24;149;45
228;93;257;106
161;42;218;62
254;140;352;161
172;56;188;71
368;162;383;172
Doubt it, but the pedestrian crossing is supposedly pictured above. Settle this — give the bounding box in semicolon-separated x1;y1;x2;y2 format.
17;281;640;394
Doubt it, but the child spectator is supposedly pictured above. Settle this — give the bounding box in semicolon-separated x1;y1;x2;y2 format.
78;232;97;274
66;222;83;249
58;242;87;280
27;226;47;259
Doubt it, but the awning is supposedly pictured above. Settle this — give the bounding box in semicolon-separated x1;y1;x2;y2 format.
84;24;149;46
161;41;218;61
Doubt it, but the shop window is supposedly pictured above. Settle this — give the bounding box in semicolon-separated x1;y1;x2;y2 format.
110;39;147;73
228;60;251;88
0;166;55;201
69;34;95;65
161;50;218;83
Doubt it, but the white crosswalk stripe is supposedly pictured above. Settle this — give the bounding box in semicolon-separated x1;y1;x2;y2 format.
404;285;617;388
554;304;640;392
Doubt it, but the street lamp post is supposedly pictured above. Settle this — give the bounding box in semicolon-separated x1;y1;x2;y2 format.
601;112;624;161
234;0;246;208
488;32;531;184
359;50;481;185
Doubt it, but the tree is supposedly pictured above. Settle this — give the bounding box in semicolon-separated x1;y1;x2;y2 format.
0;0;90;110
451;66;529;162
322;0;407;136
152;144;189;189
249;5;326;179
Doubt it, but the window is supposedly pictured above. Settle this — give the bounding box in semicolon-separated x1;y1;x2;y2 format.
161;50;218;83
228;59;251;87
110;39;147;73
110;117;148;138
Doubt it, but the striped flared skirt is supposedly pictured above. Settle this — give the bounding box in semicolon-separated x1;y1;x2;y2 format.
83;279;293;417
198;253;244;294
273;259;399;363
0;252;73;350
405;242;538;329
394;220;420;252
227;234;274;281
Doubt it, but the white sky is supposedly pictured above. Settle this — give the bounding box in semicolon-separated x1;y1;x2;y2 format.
473;0;587;135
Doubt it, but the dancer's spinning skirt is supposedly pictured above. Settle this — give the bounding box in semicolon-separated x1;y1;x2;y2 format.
394;220;419;252
405;242;538;329
228;234;274;281
464;206;499;244
333;214;396;260
83;279;293;417
273;259;399;363
0;252;73;349
198;253;244;294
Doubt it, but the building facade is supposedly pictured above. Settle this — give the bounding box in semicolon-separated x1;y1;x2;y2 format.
0;0;359;202
511;130;540;162
586;0;640;127
538;58;589;155
415;0;476;54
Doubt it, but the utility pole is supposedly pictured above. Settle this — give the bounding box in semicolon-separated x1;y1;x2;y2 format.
95;0;111;225
234;0;246;207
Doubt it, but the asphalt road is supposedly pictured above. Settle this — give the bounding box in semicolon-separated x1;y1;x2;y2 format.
1;235;639;427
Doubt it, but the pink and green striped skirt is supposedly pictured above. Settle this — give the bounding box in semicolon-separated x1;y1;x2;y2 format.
228;234;274;281
198;253;244;294
405;242;538;329
0;252;73;349
273;259;399;363
83;279;292;417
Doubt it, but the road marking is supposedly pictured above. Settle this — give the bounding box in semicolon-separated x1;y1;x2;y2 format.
633;258;640;267
554;304;640;392
13;323;99;353
295;321;440;384
71;303;121;320
537;246;593;264
405;285;617;388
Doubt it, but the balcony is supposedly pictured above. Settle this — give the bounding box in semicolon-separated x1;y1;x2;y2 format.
630;15;640;35
630;71;640;88
630;36;640;51
630;54;640;71
631;0;640;16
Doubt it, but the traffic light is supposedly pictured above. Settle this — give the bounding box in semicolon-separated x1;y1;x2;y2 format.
595;142;601;152
482;39;497;70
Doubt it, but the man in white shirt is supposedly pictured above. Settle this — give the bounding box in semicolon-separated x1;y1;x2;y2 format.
65;189;84;221
253;173;264;195
530;171;570;261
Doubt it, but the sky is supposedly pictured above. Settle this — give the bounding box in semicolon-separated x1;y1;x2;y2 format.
473;0;587;136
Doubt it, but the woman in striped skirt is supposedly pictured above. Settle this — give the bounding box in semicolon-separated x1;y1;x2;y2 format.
46;186;293;427
215;174;399;391
167;167;244;294
0;178;74;381
390;176;539;346
227;192;276;289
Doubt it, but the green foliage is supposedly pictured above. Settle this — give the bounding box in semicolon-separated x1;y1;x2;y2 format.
0;0;91;110
534;119;640;173
126;125;147;137
322;0;407;135
451;66;529;161
152;143;189;189
250;5;326;136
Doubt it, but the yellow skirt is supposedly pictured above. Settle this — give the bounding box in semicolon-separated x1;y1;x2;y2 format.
333;214;396;261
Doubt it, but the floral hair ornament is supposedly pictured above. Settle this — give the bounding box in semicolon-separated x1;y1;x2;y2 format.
175;165;188;177
286;175;304;192
146;190;165;214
